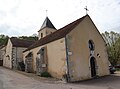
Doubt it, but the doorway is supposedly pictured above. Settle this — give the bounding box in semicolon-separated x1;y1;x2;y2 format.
90;57;96;77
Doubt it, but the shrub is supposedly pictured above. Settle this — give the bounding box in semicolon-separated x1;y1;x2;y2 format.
41;71;52;77
115;68;120;71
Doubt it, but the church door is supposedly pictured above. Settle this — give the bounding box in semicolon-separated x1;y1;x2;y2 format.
90;57;96;77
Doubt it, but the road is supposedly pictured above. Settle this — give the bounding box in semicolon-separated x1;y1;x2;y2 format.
0;67;120;89
0;67;82;89
70;72;120;89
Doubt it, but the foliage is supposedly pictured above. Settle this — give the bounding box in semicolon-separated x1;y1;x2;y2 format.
115;68;120;71
0;34;38;46
41;71;52;77
102;31;120;66
18;36;38;41
0;34;9;46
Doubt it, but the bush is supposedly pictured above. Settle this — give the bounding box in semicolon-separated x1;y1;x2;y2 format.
41;71;52;77
115;68;120;71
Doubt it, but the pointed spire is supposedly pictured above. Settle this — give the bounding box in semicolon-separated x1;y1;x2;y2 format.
40;17;56;30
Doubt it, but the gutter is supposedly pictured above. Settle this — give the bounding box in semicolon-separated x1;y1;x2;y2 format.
65;36;71;82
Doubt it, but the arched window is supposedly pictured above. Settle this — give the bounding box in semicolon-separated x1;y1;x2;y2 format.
88;40;95;51
25;52;33;58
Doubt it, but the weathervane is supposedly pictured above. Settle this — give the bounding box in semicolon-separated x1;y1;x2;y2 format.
84;6;89;15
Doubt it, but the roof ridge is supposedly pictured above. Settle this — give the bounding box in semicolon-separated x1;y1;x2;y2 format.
24;15;87;52
10;37;35;42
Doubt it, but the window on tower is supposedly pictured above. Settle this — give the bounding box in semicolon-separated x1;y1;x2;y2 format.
41;33;43;38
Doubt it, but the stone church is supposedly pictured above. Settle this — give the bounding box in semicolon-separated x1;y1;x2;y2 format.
23;14;109;82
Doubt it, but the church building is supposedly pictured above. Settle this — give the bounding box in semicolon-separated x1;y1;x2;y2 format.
23;15;109;82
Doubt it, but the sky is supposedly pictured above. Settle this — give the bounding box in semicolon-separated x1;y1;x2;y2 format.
0;0;120;37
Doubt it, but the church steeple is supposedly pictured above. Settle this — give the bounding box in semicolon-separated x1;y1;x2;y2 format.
40;17;56;30
38;17;57;39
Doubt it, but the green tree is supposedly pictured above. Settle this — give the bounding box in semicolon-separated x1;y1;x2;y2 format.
0;34;9;46
102;31;120;66
19;36;38;41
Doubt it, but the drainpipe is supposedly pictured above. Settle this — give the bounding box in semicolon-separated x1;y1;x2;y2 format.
16;47;17;69
65;36;71;82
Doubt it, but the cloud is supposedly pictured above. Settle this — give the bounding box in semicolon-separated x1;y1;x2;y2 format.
0;0;120;36
0;24;19;36
87;0;120;32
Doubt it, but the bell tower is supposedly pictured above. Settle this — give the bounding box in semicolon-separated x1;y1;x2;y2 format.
38;17;57;39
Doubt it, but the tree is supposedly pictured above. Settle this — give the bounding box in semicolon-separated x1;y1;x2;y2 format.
0;34;38;46
19;36;38;41
0;34;9;46
102;31;120;66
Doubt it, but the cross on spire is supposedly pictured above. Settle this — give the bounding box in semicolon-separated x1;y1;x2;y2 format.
84;6;89;15
46;10;48;17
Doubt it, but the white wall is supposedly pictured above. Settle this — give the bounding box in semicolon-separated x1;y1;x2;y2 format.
66;15;109;81
3;39;12;68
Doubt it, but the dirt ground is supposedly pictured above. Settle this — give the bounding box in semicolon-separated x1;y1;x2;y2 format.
0;67;120;89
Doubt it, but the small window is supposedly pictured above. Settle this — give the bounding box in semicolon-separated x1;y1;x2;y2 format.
88;40;95;51
41;48;44;51
41;33;43;38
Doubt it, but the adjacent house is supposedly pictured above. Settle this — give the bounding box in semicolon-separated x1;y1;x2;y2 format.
3;37;34;70
23;14;109;82
0;45;6;66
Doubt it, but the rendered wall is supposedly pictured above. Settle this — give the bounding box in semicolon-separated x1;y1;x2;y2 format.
66;15;109;81
3;39;12;68
38;27;56;39
47;38;67;79
23;38;67;79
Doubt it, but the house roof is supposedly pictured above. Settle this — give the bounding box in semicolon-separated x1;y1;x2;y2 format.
38;17;56;31
24;15;87;52
10;37;35;48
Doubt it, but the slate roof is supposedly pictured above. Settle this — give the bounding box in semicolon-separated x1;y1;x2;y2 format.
24;15;87;52
38;17;56;31
10;37;35;48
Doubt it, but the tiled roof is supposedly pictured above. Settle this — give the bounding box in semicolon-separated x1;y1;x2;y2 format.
24;15;87;52
38;17;56;31
10;37;35;48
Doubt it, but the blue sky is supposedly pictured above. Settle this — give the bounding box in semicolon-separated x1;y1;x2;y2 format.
0;0;120;36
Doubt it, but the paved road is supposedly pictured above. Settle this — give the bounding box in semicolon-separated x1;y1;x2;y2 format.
0;67;120;89
0;67;82;89
69;72;120;89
